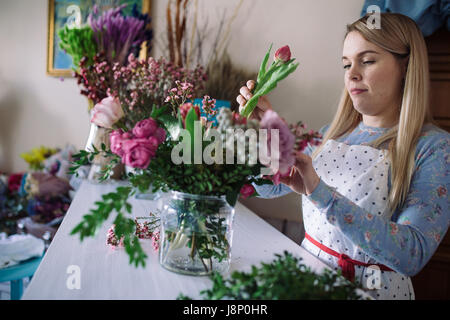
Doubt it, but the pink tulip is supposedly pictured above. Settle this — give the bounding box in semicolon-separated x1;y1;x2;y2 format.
274;45;291;63
240;184;256;199
132;118;158;138
91;96;124;129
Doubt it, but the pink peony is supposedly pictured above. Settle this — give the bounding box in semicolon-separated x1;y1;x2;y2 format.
154;127;166;144
91;96;124;129
122;137;159;169
240;184;256;199
274;45;291;63
260;110;296;175
132;118;158;138
110;129;126;157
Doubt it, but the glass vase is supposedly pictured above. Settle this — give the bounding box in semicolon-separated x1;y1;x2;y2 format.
85;120;123;181
158;191;235;276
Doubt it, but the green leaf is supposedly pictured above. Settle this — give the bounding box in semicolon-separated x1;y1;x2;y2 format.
184;107;199;159
159;113;181;140
150;105;168;119
225;190;239;207
257;43;273;84
241;55;300;118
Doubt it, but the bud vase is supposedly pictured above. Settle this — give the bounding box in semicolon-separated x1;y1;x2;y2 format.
158;191;235;276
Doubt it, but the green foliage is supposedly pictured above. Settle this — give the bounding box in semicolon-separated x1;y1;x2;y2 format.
70;186;147;268
58;25;97;69
241;45;300;118
69;143;121;182
179;251;363;300
127;139;269;208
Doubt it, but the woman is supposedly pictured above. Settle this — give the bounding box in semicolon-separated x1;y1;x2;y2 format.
237;13;449;300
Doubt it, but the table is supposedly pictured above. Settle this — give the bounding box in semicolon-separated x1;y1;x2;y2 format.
22;180;330;300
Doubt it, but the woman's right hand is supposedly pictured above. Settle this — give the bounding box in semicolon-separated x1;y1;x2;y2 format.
236;80;273;120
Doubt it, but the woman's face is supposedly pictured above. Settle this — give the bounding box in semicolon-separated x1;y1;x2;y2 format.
342;31;406;127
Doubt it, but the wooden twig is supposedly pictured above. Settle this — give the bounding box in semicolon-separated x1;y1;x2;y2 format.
166;0;175;62
216;0;244;58
186;0;198;69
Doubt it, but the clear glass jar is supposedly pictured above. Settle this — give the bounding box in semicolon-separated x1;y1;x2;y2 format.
158;191;235;276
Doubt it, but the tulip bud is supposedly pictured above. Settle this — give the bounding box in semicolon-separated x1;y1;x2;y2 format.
274;45;291;63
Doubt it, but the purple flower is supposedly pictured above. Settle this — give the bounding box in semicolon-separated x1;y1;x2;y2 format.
260;110;296;175
88;5;152;66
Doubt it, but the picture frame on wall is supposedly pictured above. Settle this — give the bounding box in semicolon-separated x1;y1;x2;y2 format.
46;0;151;77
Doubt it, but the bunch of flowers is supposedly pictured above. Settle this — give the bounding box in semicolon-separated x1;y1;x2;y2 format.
58;4;151;73
88;4;152;66
77;52;207;119
69;45;322;269
20;146;59;171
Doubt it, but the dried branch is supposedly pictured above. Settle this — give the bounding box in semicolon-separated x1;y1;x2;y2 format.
166;0;175;62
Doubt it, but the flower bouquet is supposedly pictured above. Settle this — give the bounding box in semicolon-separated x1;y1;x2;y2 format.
69;45;321;274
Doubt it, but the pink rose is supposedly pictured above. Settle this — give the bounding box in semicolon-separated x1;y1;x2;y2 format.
132;118;158;138
154;127;166;144
240;184;255;199
91;96;124;129
122;137;159;169
110;129;126;157
274;45;291;63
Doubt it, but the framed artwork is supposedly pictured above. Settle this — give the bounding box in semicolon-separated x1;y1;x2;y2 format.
46;0;151;77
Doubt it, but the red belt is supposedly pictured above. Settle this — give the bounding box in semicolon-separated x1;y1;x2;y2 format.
305;232;394;282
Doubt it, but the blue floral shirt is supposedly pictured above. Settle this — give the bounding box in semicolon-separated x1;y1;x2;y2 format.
255;122;450;276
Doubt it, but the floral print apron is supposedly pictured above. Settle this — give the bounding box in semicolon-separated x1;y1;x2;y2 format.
301;139;415;300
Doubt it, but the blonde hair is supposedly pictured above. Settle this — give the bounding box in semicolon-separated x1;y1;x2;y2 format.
313;13;434;216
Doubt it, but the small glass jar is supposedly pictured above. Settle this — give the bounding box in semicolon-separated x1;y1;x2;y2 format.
158;191;235;276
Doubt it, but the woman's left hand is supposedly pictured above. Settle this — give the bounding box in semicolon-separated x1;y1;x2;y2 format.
280;153;321;196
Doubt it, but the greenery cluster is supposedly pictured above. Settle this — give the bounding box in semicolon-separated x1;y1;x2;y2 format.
178;251;364;300
58;25;97;70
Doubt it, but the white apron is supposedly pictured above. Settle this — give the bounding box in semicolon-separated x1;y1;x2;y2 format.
301;139;415;300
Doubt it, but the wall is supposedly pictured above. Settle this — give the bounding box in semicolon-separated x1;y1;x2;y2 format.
0;0;364;222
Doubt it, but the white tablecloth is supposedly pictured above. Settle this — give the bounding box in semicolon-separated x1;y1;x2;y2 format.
22;180;329;300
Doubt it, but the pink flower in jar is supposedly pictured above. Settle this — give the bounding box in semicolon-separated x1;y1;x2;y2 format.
110;129;126;157
132;118;158;138
154;127;166;144
91;96;124;129
274;45;291;63
122;137;159;169
240;184;256;199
